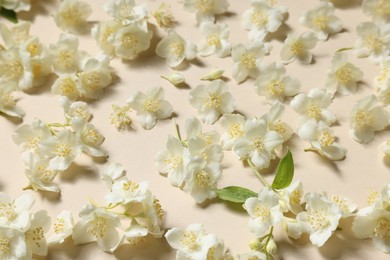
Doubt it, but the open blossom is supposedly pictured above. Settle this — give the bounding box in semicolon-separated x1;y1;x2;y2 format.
349;95;389;143
72;118;107;157
72;204;122;252
255;62;300;102
104;0;148;26
219;113;245;150
279;180;304;215
354;22;390;63
325;52;363;95
297;192;342;247
243;187;283;236
183;0;229;23
0;86;25;118
25;210;51;257
48;210;74;244
299;2;343;41
60;97;92;122
189;79;236;124
242;1;284;41
156;30;197;68
0;193;34;230
299;121;347;160
260;102;294;142
198;22;231;58
152;3;175;29
25;157;60;193
362;0;390;25
91;20;122;57
280;32;317;64
185;116;220;146
112;23;153;60
231;42;271;83
352;184;390;253
51;74;80;100
127;86;174;130
54;0;92;34
0;226;27;259
110;104;132;130
104;178;149;206
165;224;228;259
233;118;282;169
0;21;31;48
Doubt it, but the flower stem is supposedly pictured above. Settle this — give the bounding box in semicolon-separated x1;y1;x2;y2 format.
247;159;271;188
172;118;183;142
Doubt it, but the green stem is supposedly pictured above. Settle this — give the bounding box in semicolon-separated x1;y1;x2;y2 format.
173;118;183;142
247;159;271;188
336;47;353;52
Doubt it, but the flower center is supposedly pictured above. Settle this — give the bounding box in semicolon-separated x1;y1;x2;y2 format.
57;50;75;69
253;137;265;151
54;218;66;234
55;143;72;158
0;91;16;108
228;123;243;139
374;218;390;240
110;105;131;129
82;128;99;144
196;170;211;187
0;238;10;255
62;7;83;25
74;107;90;121
207;94;221;108
319;131;334;146
307;103;321;119
267;80;285;96
181;231;199;250
164;155;181;170
122;181;139;192
251;9;268;27
308;208;329;230
253;204;270;220
60;78;78;96
35;163;56;182
207;35;220;46
335;65;353;84
331;195;349;213
367;189;379;206
197;0;214;12
206;246;216;260
27;226;44;247
241;53;256;69
0;203;16;219
365;35;383;53
354;110;373;127
291;41;303;55
143;98;159;112
272;120;287;135
88;217;108;238
4;61;23;81
290;190;301;204
27;43;40;56
82;72;100;90
313;16;328;30
169;40;185;57
26;137;40;151
122;34;138;49
153;198;164;220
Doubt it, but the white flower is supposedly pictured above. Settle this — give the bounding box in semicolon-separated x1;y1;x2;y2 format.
189;79;236;124
220;113;245;150
51;74;81;100
198;22;231;58
280;32;317;64
49;34;86;74
354;22;390;63
349;95;389;143
112;23;153;60
296;193;342;247
0;226;27;259
290;88;336;126
1;0;31;12
0;48;33;90
72;204;122;252
255;62;300;102
0;193;34;230
0;86;25;118
110;104;132;130
60;97;92;122
279;180;304;214
156;30;197;68
201;68;225;81
25;157;60;193
185;116;220;145
78;55;112;99
92;20;122;57
183;0;229;23
362;0;390;25
233;118;282;169
282;217;302;239
25;210;51;257
72;118;107;157
183;158;221;203
155;136;187;187
40;129;83;171
103;0;148;25
242;1;284;41
231;42;271;83
48;210;74;244
260;102;294;142
100;162;126;189
299;121;347;160
152;2;175;29
187;136;223;164
299;2;342;41
104;178;149;206
0;21;31;48
165;223;222;259
54;0;92;34
325;52;363;95
127;86;174;130
330;194;357;217
161;72;185;86
243;187;283;236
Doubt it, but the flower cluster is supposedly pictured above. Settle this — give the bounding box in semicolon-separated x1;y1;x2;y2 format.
13;97;106;192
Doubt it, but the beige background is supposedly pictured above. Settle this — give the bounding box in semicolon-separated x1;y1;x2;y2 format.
0;0;389;259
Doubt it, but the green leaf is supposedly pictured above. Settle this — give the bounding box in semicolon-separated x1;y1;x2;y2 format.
0;7;18;23
336;47;353;53
216;186;257;203
272;149;294;190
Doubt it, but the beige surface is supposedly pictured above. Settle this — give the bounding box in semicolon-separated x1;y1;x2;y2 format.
0;0;389;259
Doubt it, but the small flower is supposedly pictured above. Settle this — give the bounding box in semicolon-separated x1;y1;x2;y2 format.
51;74;81;100
349;95;389;143
25;157;60;193
156;30;197;68
354;22;390;63
330;194;357;217
233;118;282;169
219;113;245;150
279;181;304;214
72;118;107;157
152;3;176;29
161;72;185;86
189;79;236;124
231;42;271;83
201;68;225;81
0;21;31;47
127;86;174;130
0;48;33;90
325;52;363;95
104;178;149;206
0;226;27;259
290;88;336;126
280;32;317;64
198;22;231;58
255;62;300;102
260;102;294;142
243;187;283;236
72;204;122;252
242;1;284;41
185;116;220;145
110;104;132;130
53;0;92;34
48;210;74;244
60;97;92;122
100;162;126;189
296;193;342;247
103;0;148;24
183;0;229;23
362;0;390;25
0;193;34;230
91;20;122;57
299;2;343;41
0;86;25;118
25;210;51;257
